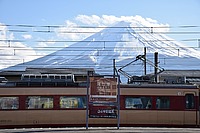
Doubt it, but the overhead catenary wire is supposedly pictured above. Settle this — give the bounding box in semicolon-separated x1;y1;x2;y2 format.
1;29;200;34
1;24;200;47
0;24;200;72
1;24;200;28
0;38;199;47
1;24;200;34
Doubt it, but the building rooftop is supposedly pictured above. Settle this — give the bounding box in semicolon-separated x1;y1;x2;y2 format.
0;68;95;76
158;70;200;77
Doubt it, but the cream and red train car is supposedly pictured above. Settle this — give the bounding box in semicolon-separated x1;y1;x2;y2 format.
0;83;199;128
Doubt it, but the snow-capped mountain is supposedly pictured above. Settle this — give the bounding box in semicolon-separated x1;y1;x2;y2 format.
2;21;200;81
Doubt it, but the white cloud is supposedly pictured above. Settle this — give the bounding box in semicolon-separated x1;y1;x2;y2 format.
22;34;32;39
37;39;56;47
132;15;169;32
0;43;38;69
75;15;101;25
56;19;101;41
0;23;38;69
37;42;48;47
56;15;170;41
0;15;170;69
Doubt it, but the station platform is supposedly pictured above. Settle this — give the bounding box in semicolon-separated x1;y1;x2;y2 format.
1;127;200;133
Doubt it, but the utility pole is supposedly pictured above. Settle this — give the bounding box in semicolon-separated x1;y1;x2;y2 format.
113;59;116;78
154;52;158;83
144;47;147;75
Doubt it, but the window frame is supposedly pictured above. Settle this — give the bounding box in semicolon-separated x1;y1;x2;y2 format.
124;96;153;110
59;96;86;110
25;96;54;110
0;96;19;110
185;93;195;110
156;96;170;110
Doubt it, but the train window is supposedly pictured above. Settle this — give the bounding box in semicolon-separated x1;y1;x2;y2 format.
35;75;41;79
24;75;29;79
42;75;48;79
49;75;54;79
125;97;152;109
55;76;60;79
60;96;86;109
30;75;35;79
26;96;53;109
156;97;170;109
67;76;71;80
185;94;195;109
0;97;19;109
61;76;66;79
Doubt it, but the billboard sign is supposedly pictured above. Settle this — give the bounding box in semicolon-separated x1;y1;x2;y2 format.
89;105;117;118
89;77;117;103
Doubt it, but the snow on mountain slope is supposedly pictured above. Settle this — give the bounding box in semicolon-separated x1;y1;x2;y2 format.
127;21;200;58
2;21;200;79
18;21;144;67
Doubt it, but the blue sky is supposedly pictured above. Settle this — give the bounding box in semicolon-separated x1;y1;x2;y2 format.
0;0;200;69
0;0;200;26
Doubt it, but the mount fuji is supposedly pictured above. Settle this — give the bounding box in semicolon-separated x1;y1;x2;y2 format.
2;21;200;82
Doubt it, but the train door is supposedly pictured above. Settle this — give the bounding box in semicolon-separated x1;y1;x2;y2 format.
184;92;197;126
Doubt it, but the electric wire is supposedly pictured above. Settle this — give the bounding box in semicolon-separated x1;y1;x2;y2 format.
0;24;200;73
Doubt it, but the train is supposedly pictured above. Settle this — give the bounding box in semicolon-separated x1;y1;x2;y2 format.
0;77;199;129
21;74;75;83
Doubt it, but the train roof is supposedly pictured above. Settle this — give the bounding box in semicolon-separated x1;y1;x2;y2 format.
0;83;199;97
0;81;199;89
120;83;199;89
